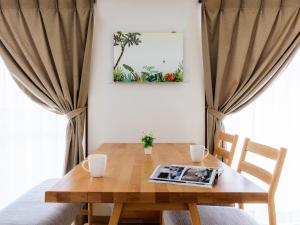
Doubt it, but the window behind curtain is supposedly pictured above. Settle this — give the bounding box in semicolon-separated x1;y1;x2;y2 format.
224;49;300;225
0;57;67;209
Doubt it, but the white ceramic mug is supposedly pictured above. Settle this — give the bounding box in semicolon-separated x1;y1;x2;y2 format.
189;144;209;162
82;154;107;177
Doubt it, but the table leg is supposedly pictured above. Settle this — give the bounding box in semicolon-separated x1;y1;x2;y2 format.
188;203;203;225
160;211;165;225
239;203;244;209
88;203;93;225
108;203;123;225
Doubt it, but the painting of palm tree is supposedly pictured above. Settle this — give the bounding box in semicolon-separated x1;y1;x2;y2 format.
113;32;183;83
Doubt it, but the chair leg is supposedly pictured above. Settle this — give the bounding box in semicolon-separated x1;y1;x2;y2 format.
188;203;203;225
88;203;93;225
268;200;277;225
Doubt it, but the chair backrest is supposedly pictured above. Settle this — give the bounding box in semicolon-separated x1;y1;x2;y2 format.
213;131;238;166
237;138;287;196
237;138;287;225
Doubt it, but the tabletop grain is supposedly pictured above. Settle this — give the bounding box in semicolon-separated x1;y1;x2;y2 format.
45;143;268;204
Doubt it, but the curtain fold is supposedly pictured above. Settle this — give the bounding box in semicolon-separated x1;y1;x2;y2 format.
0;0;94;173
202;0;300;152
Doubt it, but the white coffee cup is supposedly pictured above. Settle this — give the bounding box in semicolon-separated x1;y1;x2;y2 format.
82;154;107;177
189;144;209;162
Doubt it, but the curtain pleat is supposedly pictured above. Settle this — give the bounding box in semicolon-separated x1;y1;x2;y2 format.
202;0;300;152
0;0;94;173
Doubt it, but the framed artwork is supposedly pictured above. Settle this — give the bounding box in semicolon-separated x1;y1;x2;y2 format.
113;32;183;83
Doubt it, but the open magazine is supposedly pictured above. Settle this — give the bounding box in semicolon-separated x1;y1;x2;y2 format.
149;165;223;188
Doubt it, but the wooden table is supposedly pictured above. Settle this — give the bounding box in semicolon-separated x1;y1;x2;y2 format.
45;144;268;225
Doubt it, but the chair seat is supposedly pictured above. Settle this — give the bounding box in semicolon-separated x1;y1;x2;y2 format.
0;179;82;225
163;205;260;225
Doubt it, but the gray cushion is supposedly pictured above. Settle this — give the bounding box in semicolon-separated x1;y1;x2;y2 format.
164;205;260;225
0;179;82;225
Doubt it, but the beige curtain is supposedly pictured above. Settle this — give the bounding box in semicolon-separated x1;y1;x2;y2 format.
0;0;94;173
202;0;300;152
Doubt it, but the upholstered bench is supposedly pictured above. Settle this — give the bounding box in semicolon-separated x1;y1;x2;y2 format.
0;179;82;225
163;205;260;225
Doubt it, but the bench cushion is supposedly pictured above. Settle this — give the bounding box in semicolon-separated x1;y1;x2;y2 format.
0;179;82;225
164;205;260;225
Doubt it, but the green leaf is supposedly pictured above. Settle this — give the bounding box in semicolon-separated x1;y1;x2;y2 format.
174;62;184;82
141;134;155;147
123;64;134;73
113;66;124;82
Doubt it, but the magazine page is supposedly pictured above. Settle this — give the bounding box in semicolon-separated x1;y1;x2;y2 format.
150;165;186;183
180;166;216;186
149;164;221;187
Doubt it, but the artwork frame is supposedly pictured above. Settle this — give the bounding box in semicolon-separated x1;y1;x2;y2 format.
113;32;183;83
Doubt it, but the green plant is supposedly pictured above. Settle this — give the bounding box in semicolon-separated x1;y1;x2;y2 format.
142;65;159;75
113;32;142;69
140;72;147;82
122;73;133;82
141;133;155;148
174;62;184;82
156;73;165;82
123;64;134;73
113;66;125;82
122;64;139;82
142;66;161;82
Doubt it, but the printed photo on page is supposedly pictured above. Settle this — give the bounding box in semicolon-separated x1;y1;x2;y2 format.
149;165;223;188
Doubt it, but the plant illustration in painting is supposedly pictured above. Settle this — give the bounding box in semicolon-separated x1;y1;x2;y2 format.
113;32;183;83
113;32;142;69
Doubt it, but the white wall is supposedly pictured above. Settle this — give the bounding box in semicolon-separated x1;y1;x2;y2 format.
88;0;205;152
88;0;205;216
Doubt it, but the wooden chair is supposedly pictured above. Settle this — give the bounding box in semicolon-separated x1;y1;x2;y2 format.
213;131;238;166
163;138;287;225
237;138;287;225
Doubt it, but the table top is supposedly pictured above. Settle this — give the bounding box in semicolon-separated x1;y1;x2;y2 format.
45;143;268;204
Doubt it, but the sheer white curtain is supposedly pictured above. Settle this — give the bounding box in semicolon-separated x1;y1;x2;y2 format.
224;49;300;225
0;57;67;209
